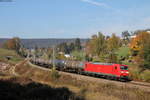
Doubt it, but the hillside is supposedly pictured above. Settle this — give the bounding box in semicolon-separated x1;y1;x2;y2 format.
0;48;149;100
0;60;149;100
0;38;88;49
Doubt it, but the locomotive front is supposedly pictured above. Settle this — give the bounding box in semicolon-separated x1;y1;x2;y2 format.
119;65;129;80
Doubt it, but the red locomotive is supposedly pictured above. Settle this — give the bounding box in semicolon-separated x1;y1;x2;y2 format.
59;60;129;81
83;62;129;80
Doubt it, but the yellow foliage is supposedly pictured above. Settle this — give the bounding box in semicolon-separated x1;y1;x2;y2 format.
130;32;150;51
107;34;121;51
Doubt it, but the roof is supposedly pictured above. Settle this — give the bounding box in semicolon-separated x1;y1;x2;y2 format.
91;62;113;65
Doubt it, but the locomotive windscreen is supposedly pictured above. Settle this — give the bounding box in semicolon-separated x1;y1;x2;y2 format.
120;66;128;70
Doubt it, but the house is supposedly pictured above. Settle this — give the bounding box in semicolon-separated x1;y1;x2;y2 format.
64;54;71;58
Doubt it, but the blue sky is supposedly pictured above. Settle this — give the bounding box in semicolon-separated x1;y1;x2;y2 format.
0;0;150;38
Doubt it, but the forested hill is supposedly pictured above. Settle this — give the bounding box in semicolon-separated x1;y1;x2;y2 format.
0;38;88;48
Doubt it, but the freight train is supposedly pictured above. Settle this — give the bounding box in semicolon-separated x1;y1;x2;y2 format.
31;59;130;81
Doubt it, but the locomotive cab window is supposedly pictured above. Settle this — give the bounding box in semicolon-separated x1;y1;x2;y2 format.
120;66;128;70
115;66;117;69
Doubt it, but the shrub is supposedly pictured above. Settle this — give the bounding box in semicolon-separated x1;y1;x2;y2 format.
50;68;60;81
140;70;150;82
129;67;141;81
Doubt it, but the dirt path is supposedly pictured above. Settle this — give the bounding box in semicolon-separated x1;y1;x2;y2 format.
10;59;29;76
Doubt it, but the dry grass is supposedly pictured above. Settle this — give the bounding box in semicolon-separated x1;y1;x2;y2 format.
129;64;150;82
0;76;83;100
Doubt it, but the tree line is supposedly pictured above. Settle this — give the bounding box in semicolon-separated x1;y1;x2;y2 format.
1;29;150;70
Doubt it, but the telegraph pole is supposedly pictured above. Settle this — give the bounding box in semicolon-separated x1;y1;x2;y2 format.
52;45;55;70
83;47;86;62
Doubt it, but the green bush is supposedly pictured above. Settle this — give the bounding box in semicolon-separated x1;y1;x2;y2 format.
117;46;130;60
50;68;60;81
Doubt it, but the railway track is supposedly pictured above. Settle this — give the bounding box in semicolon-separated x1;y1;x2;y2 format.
130;81;150;87
28;61;150;92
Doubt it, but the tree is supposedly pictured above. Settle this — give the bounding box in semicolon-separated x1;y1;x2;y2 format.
122;31;130;45
74;38;82;51
138;35;150;70
68;42;75;53
85;32;107;62
71;50;85;61
107;33;121;52
107;52;118;63
19;47;28;57
133;29;149;35
130;31;150;53
106;34;121;63
142;41;150;69
3;37;21;53
122;31;130;40
95;32;107;57
130;31;150;70
57;42;69;54
85;35;97;57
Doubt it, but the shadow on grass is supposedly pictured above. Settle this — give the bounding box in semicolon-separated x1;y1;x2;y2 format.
0;80;84;100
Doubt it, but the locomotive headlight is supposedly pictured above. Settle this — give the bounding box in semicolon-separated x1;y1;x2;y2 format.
126;72;129;74
121;71;129;74
121;71;124;73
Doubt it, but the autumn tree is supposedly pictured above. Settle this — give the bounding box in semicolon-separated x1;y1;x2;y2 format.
85;35;97;56
107;52;118;63
96;32;107;57
130;31;150;69
130;31;150;55
133;29;149;35
3;37;21;53
85;32;107;61
106;34;121;63
107;34;121;52
138;33;150;70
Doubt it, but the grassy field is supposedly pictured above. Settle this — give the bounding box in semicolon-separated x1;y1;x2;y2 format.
0;48;23;64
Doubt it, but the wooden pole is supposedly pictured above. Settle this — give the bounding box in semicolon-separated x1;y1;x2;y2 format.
53;45;55;69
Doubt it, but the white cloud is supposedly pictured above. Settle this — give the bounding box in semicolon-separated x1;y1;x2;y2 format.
80;0;109;8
